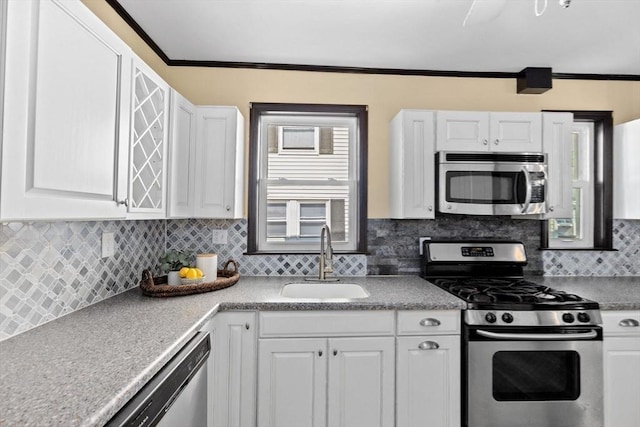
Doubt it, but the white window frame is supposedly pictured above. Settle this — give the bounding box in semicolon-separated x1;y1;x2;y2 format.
549;122;594;248
278;126;319;154
256;114;358;252
266;199;331;241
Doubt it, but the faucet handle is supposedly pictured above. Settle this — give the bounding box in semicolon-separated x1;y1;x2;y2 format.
325;259;334;273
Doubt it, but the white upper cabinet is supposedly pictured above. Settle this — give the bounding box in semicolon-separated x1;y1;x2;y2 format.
436;111;489;151
195;106;244;218
167;90;198;218
125;57;170;219
436;111;542;152
169;103;244;218
168;99;245;219
541;112;573;219
613;118;640;219
0;0;132;221
389;110;436;219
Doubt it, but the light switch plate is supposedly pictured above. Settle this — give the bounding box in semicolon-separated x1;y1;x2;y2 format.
102;232;115;258
212;229;228;245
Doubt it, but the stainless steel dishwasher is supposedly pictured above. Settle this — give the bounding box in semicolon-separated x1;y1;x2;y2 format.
107;331;211;427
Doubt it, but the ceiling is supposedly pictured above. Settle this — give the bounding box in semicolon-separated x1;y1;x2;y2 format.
111;0;640;78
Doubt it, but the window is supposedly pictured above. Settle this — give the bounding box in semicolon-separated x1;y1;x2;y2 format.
548;122;594;248
542;111;613;250
248;103;367;253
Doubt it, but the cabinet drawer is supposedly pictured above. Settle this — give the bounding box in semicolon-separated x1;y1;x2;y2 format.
259;311;396;338
397;310;461;335
602;310;640;336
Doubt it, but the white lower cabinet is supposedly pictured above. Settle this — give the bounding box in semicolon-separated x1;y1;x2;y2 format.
602;310;640;427
210;312;257;427
327;337;394;427
258;337;395;427
258;338;327;427
212;309;461;427
257;311;396;427
396;311;461;427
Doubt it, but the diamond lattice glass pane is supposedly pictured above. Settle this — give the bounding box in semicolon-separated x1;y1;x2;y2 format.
131;69;165;210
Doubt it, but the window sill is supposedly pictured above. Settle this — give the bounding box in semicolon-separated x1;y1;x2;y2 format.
244;250;368;256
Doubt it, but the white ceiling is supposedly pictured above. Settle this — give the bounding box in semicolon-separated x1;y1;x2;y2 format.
114;0;640;76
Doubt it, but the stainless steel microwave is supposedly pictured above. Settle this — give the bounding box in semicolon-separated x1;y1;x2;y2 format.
437;152;547;216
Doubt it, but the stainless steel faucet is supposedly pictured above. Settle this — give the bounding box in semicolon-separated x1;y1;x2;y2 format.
318;224;334;280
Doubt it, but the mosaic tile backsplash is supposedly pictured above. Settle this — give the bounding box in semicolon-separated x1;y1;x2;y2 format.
367;216;545;275
0;220;165;341
1;217;638;340
165;219;367;277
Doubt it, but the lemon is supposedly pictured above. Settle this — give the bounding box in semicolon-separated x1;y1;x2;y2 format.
195;268;204;278
179;267;190;278
185;268;199;279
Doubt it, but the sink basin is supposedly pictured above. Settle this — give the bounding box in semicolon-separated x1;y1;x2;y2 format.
281;282;369;299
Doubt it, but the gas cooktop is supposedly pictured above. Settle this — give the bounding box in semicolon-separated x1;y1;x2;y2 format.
431;277;599;311
421;240;602;327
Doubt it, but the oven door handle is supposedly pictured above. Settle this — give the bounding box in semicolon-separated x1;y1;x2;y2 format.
476;329;599;340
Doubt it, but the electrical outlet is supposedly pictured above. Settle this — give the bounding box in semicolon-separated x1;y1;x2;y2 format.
212;229;228;245
419;237;431;255
102;232;115;258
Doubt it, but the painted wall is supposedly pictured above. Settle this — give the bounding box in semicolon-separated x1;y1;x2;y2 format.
82;0;640;219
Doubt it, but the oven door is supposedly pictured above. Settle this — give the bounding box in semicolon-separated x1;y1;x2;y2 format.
466;326;603;427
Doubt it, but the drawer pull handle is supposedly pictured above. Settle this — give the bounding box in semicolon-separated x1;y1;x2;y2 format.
418;341;440;350
619;319;640;327
419;318;441;327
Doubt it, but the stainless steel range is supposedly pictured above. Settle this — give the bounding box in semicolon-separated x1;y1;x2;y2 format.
421;240;604;427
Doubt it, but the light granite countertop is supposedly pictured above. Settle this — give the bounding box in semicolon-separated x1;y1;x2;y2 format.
1;274;638;427
0;275;463;427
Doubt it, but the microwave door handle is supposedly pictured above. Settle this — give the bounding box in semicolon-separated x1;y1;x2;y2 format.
520;168;532;214
477;329;599;341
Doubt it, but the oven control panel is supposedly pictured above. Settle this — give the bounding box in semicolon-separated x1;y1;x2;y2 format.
461;246;494;257
466;309;603;326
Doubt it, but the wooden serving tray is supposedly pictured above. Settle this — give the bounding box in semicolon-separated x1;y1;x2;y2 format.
140;260;240;297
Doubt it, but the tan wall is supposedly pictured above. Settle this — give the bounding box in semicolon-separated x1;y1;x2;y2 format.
82;0;640;218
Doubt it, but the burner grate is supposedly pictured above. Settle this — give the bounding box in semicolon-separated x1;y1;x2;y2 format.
434;278;587;306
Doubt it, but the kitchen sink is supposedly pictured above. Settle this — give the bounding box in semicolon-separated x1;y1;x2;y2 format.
280;282;369;299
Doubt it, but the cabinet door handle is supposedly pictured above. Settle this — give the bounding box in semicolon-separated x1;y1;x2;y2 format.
418;341;440;350
245;323;250;330
419;318;441;327
318;350;323;357
482;139;488;145
117;198;129;208
333;349;338;356
226;205;231;211
619;318;640;327
494;139;499;145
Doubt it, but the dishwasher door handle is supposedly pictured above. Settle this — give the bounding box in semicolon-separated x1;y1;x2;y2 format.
476;329;599;341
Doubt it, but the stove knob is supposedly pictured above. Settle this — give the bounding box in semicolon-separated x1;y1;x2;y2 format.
501;313;514;324
562;313;575;323
485;313;497;323
577;312;591;323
